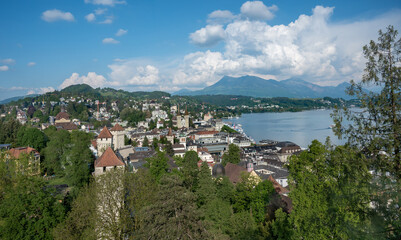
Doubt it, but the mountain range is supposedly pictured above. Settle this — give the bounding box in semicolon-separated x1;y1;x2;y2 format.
173;75;355;99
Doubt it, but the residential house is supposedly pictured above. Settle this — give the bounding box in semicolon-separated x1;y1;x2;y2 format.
7;147;40;175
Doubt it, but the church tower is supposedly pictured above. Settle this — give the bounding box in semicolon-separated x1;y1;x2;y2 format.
184;107;189;128
166;128;174;145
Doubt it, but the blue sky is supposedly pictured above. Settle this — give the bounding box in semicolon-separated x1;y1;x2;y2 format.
0;0;400;100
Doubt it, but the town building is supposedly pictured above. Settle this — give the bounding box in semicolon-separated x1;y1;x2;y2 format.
94;147;125;176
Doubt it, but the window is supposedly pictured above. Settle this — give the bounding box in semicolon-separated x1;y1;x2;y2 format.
103;166;106;172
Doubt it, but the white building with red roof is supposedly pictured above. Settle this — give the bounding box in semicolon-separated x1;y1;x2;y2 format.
96;124;126;156
94;147;125;176
97;126;113;156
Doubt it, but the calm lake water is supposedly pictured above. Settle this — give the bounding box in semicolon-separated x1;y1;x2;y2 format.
224;109;346;148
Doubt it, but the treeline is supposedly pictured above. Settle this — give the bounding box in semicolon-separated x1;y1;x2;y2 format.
52;151;290;239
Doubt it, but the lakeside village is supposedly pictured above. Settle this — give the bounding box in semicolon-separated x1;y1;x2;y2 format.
1;95;302;197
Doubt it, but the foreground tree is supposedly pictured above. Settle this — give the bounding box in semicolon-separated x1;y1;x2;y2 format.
137;175;210;239
333;25;401;237
181;150;200;190
53;185;97;240
0;176;65;239
63;131;93;190
287;140;371;239
146;151;169;182
222;143;240;166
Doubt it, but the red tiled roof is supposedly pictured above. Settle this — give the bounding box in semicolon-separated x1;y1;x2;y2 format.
98;126;113;138
95;147;125;167
195;131;218;135
55;122;78;131
225;162;247;184
197;147;209;153
268;175;289;194
9;147;39;159
55;111;70;120
110;123;124;131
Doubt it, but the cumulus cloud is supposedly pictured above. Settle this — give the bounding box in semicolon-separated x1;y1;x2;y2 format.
240;1;278;20
116;29;127;36
85;13;96;22
207;10;236;24
100;5;401;91
102;38;119;44
59;72;107;89
1;58;15;65
100;16;113;24
41;9;75;22
0;66;9;71
27;62;36;67
108;60;160;86
190;25;225;47
94;8;107;15
84;0;126;6
178;6;401;88
27;87;55;95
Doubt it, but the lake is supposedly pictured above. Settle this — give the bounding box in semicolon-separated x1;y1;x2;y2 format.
223;109;346;148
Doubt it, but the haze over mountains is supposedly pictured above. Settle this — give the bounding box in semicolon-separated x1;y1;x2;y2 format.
0;75;357;104
173;75;354;99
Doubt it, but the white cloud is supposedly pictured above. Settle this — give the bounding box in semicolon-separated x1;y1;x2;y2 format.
108;60;160;86
207;10;236;24
85;13;96;22
27;62;36;67
102;38;119;44
0;66;9;71
59;72;107;89
94;8;107;15
116;29;127;36
100;16;113;24
26;87;54;95
190;25;225;47
1;58;15;65
178;6;401;87
84;0;125;6
240;1;278;21
10;86;27;91
41;9;75;22
100;6;401;92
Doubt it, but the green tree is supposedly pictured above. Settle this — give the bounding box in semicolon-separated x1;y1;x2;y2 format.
43;129;71;175
17;126;48;152
137;175;210;239
0;118;21;146
53;185;97;240
222;143;240;166
0;176;65;240
142;136;149;147
270;208;293;240
181;150;200;190
287;140;371;239
196;162;216;206
146;151;169;182
63;131;93;189
216;176;235;203
203;198;232;238
228;211;258;240
333;25;401;237
124;169;158;232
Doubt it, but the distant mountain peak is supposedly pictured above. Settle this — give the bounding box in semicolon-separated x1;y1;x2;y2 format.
176;75;356;99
